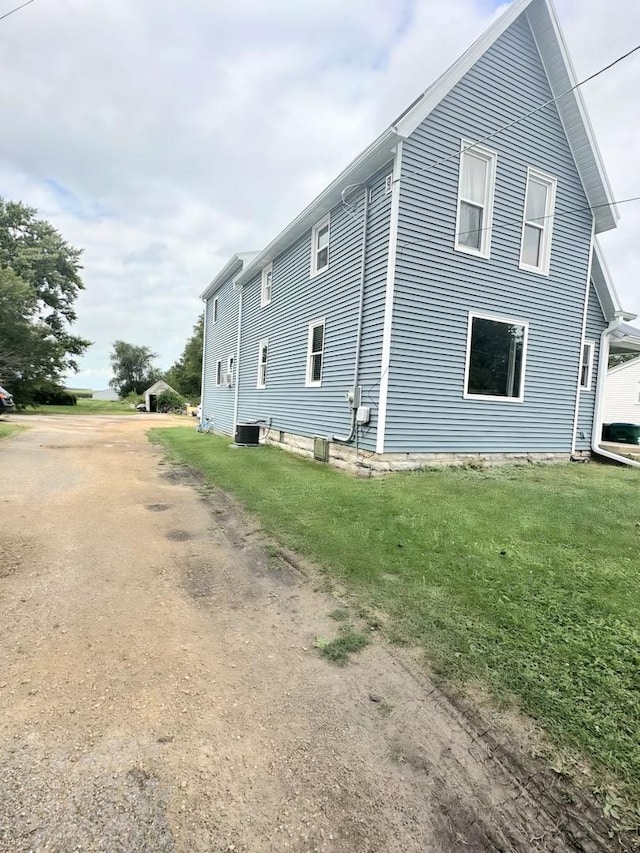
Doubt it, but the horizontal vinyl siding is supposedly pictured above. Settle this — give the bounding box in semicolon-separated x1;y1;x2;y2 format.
385;14;593;453
575;283;607;449
202;279;238;435
237;168;392;450
603;359;640;425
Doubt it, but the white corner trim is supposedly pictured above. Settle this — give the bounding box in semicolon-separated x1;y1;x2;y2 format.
376;142;403;454
232;288;243;428
199;296;208;412
570;221;595;455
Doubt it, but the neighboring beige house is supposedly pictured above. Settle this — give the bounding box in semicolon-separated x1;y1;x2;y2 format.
603;356;640;424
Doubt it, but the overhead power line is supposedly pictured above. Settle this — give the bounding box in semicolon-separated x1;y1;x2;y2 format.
403;41;640;180
418;195;640;246
0;0;35;22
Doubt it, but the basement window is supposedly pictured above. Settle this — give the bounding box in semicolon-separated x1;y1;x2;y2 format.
464;312;528;402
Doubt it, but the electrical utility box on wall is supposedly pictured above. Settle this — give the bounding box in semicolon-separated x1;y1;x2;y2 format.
356;406;371;425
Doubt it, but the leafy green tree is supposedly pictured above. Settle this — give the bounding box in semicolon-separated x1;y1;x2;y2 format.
609;352;638;369
109;341;161;397
0;199;91;404
165;314;203;400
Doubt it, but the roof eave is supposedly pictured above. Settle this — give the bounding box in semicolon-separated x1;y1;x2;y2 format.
200;254;245;301
236;128;400;288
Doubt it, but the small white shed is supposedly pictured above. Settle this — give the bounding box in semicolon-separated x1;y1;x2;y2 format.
144;380;177;412
603;356;640;424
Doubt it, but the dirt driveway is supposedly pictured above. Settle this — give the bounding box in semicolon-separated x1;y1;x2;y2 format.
0;416;627;852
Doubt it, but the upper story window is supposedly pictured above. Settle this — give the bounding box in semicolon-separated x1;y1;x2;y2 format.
311;215;330;277
579;341;594;391
520;169;557;275
212;296;219;323
261;263;273;307
455;141;497;259
306;320;325;386
464;312;528;402
257;339;268;389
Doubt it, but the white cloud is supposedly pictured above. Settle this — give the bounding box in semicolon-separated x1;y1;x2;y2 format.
0;0;638;387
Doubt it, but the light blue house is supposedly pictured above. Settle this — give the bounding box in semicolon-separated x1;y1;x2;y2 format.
200;0;640;473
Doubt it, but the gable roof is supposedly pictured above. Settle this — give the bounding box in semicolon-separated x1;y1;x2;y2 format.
233;0;619;290
393;0;618;234
200;251;260;301
145;379;175;395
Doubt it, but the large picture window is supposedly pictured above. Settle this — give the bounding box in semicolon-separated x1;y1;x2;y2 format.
455;141;497;258
464;313;528;402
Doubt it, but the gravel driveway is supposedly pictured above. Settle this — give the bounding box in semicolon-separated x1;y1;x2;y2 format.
0;416;628;852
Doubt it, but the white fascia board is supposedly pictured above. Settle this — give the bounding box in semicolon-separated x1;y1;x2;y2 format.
526;0;618;233
235;129;399;289
393;0;533;137
200;252;260;301
394;0;618;235
590;240;627;322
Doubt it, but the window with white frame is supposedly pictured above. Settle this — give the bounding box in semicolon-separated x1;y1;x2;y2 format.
579;341;594;390
213;296;218;323
227;354;235;386
455;141;497;258
215;359;222;386
520;169;557;274
261;263;273;307
257;339;268;389
464;313;528;401
311;215;330;276
306;320;325;386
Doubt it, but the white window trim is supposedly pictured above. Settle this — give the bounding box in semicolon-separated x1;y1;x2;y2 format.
305;319;325;387
256;338;268;389
462;311;529;403
454;139;497;260
310;215;330;278
227;354;235;387
212;296;218;323
260;262;272;307
519;167;557;276
580;340;594;391
215;359;222;387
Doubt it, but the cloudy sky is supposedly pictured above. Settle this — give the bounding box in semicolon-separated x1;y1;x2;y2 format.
1;0;638;388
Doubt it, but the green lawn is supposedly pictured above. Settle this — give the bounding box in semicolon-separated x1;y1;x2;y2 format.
20;398;139;415
0;423;25;440
152;427;640;807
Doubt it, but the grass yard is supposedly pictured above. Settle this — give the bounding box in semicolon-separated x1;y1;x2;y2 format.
152;427;640;807
20;398;139;416
0;422;25;440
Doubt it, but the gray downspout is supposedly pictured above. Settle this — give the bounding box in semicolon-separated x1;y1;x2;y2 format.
233;284;243;432
333;184;369;443
591;319;640;468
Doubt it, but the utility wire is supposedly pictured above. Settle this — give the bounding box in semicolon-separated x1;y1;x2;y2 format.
449;195;640;243
0;0;35;22
402;42;640;181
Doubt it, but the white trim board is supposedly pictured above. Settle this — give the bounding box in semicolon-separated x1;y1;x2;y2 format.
376;142;404;454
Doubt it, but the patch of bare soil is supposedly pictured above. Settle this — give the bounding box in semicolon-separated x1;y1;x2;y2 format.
0;416;633;852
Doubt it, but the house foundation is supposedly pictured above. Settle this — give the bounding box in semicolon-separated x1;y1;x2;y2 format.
260;427;577;476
